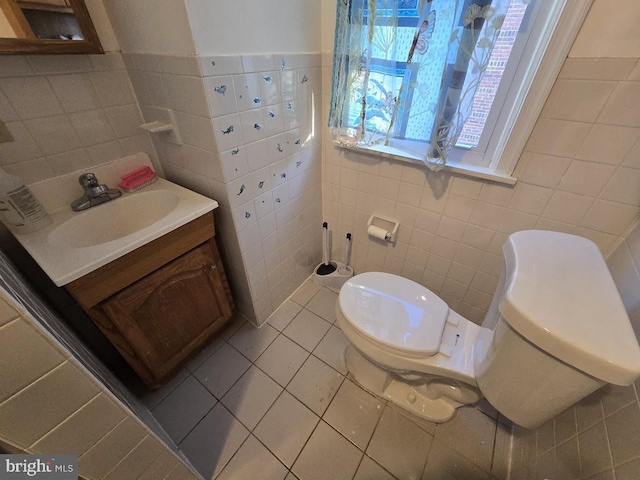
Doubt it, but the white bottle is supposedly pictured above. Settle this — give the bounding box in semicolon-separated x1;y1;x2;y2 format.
0;170;51;234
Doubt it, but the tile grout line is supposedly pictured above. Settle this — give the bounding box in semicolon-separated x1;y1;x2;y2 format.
209;299;344;477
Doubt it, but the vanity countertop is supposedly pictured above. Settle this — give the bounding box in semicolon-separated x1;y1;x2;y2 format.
12;154;218;286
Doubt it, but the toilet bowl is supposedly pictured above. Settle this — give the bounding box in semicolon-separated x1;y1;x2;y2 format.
336;230;640;428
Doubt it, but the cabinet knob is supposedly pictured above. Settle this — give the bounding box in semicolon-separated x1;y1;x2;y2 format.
209;264;217;272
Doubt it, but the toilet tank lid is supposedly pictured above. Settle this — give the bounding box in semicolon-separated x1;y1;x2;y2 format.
500;230;640;385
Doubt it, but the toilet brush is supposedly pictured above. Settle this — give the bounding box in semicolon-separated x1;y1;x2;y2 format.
317;222;337;275
339;233;352;274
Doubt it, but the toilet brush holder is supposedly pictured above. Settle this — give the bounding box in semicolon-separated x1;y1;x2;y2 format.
313;260;354;289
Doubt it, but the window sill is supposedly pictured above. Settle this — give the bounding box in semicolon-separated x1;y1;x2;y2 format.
332;140;517;186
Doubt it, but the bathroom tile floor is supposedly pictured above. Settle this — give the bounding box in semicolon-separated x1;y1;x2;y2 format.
141;280;512;480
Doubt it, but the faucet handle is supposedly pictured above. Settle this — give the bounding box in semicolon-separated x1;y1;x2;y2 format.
79;173;99;189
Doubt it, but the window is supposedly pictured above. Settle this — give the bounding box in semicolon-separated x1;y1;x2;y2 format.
328;0;593;184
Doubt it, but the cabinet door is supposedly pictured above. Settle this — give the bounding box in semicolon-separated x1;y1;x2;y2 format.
100;243;232;382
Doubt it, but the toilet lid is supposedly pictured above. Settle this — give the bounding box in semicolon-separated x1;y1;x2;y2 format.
339;272;449;357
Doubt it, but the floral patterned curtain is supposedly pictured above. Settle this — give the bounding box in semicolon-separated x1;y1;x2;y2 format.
328;0;508;170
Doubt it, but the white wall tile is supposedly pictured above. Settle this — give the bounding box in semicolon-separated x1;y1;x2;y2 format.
47;148;91;176
199;55;243;77
520;153;572;188
541;191;593;225
0;56;33;77
24;115;82;156
157;55;189;75
174;111;217;151
131;53;161;73
178;76;210;117
557;160;616;197
542;79;616;123
69;110;116;147
79;417;147;479
0;90;18;122
526;118;591;157
0;122;42;165
104;104;144;139
0;76;63;119
32;393;126;455
559;58;637;81
580;200;638;236
48;74;101;113
28;55;92;75
576;125;640;165
0;362;99;448
607;241;640;313
0;318;65;403
598;82;640;127
90;71;136;107
241;54;276;73
600;168;640;206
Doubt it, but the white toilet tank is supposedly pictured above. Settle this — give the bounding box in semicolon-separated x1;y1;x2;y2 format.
473;230;640;429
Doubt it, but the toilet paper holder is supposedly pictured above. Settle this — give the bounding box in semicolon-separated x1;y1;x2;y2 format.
367;215;400;243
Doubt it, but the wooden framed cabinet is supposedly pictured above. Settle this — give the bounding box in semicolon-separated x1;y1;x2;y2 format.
65;213;234;389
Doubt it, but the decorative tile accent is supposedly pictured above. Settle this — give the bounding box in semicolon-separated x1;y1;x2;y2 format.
251;166;272;194
232;200;258;232
259;71;282;106
233;73;262;112
227;175;253;209
240;108;266;144
204;76;238;117
220;146;249;182
213;113;245;152
262;104;285;138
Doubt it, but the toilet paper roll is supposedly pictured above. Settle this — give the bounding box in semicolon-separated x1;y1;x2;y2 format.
368;225;391;241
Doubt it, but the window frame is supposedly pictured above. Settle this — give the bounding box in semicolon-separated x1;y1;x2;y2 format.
332;0;594;186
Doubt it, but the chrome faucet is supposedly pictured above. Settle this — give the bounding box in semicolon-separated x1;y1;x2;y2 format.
71;173;122;211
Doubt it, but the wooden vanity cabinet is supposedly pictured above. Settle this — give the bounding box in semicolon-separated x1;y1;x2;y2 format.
65;213;234;389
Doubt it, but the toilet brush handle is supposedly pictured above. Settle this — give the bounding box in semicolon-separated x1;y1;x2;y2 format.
340;233;352;274
344;233;352;267
322;222;329;266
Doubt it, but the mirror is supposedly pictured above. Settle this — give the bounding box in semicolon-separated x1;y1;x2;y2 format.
0;0;102;54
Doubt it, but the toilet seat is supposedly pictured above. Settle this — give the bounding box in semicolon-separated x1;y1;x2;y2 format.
338;272;450;358
336;272;483;421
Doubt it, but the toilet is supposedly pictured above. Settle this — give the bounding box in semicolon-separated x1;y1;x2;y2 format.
336;230;640;428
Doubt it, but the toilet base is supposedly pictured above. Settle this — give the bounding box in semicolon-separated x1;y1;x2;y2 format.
344;345;481;423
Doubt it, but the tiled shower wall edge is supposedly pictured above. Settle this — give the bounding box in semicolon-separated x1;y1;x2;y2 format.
122;52;323;324
0;286;201;480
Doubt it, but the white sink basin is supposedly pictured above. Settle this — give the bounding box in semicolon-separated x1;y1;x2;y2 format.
13;155;218;287
48;190;180;249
